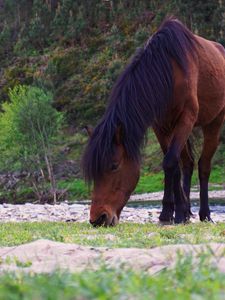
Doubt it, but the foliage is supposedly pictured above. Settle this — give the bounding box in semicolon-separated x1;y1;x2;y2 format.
0;85;61;163
0;85;63;202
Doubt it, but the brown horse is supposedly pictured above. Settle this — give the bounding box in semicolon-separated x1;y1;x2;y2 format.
82;18;225;226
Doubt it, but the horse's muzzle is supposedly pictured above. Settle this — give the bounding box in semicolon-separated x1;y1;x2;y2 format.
90;213;119;227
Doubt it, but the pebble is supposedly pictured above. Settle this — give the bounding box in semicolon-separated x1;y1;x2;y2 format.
0;190;224;224
0;202;224;224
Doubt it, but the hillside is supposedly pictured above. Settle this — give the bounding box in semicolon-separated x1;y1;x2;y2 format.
0;0;224;202
0;0;224;126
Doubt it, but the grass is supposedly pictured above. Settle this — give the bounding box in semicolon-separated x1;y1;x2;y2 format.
0;254;225;299
0;222;225;248
57;178;89;200
56;165;224;201
0;222;225;299
134;171;164;194
136;165;225;194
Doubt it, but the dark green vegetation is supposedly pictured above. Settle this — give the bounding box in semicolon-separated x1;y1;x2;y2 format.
0;222;225;247
0;259;225;300
0;1;224;202
1;1;224;124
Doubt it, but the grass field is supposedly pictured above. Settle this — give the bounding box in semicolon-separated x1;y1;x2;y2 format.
0;222;225;248
57;165;225;201
0;222;225;299
0;259;225;300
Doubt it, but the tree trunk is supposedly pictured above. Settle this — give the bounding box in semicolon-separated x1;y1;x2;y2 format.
44;154;57;204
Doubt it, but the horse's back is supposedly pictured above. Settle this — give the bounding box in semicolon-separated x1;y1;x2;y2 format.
212;41;225;58
194;35;225;126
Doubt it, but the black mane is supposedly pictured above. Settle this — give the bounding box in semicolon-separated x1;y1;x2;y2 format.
82;18;197;183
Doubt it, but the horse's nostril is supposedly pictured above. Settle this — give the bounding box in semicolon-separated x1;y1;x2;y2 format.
90;213;108;227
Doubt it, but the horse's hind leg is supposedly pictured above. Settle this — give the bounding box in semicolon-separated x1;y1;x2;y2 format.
198;109;225;221
180;140;194;215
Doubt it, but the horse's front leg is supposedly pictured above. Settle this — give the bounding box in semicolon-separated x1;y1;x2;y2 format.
162;141;191;223
159;160;175;223
161;108;198;223
153;128;174;222
173;162;190;223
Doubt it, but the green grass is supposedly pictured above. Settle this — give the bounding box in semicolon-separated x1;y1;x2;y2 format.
136;165;225;194
191;165;225;188
57;178;89;200
0;255;225;300
56;165;224;201
0;222;225;248
135;172;164;193
0;222;225;299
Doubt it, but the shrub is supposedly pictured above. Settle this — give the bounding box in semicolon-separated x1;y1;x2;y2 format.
0;85;63;203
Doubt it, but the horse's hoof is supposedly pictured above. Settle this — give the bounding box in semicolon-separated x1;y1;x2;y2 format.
159;211;174;223
174;211;190;224
199;215;215;223
199;210;213;223
159;217;174;225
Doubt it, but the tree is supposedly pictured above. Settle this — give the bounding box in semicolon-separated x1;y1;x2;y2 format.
0;85;63;203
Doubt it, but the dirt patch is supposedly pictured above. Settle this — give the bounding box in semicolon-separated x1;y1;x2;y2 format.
0;240;225;274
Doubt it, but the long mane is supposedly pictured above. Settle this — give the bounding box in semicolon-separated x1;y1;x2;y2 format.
82;17;197;183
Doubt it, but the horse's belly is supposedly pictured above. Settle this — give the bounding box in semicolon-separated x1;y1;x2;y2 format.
197;85;225;126
195;105;225;127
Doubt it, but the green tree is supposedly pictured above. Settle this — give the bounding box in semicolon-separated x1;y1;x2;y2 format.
0;85;63;203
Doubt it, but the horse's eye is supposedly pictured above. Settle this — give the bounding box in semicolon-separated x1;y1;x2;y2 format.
111;162;119;171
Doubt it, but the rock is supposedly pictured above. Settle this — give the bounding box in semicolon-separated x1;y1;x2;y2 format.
0;240;225;274
0;192;224;223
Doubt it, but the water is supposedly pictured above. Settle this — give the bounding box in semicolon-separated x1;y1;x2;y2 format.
127;198;225;215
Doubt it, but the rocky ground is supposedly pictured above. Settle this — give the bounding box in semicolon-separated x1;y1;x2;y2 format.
1;202;225;224
0;239;225;274
0;190;224;223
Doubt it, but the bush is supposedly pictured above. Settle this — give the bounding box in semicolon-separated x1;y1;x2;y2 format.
0;85;63;203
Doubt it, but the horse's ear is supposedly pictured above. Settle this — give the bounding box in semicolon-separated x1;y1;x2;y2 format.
83;125;93;137
114;126;123;145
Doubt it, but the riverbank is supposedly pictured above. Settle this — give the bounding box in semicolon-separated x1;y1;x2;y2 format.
0;190;224;223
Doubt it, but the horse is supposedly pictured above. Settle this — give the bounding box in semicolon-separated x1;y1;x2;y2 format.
82;17;225;227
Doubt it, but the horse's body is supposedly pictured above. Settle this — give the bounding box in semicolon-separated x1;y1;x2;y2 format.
152;34;225;223
83;18;225;226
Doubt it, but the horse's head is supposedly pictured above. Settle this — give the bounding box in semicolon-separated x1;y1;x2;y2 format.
84;126;140;227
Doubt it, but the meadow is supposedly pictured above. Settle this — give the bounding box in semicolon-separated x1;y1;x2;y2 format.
0;222;225;299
